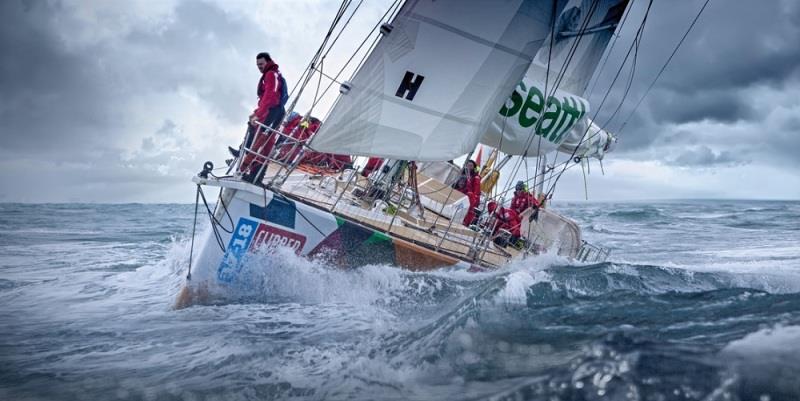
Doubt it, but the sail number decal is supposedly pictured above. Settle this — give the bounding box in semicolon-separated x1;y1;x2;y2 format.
218;218;259;282
499;81;588;144
395;71;425;101
217;217;307;283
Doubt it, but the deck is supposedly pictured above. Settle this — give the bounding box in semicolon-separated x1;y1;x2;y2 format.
260;164;520;268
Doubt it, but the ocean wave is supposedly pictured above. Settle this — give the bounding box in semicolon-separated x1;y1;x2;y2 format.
606;208;665;220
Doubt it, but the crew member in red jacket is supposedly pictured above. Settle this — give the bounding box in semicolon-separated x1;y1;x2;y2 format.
236;52;287;182
279;116;321;162
510;180;540;215
487;201;521;247
453;160;481;226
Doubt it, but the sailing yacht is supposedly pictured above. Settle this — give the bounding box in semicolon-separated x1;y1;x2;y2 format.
176;0;628;308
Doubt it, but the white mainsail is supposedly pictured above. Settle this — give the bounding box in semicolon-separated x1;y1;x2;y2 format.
309;0;556;161
481;0;629;157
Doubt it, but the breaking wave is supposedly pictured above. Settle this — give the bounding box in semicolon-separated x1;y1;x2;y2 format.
2;202;800;400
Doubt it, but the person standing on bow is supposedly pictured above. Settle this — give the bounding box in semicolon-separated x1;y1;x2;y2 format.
233;52;288;182
453;159;481;226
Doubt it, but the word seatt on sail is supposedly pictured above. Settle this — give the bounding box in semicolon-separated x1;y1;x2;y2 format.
309;0;557;161
481;0;629;157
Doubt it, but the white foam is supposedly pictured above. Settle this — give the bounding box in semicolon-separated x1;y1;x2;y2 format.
494;270;552;304
723;325;800;357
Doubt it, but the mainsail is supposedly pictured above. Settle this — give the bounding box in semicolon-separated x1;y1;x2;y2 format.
481;0;629;157
309;0;556;161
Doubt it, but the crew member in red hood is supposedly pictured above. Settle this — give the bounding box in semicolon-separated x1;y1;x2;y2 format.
510;180;540;214
237;52;288;183
453;160;481;226
249;53;283;127
278;116;321;162
487;201;521;247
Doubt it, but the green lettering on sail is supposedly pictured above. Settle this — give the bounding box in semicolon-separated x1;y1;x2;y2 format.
497;81;589;145
553;97;585;143
518;85;545;128
499;82;527;117
540;96;561;139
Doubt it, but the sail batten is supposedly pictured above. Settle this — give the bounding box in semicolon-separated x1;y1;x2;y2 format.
309;0;555;161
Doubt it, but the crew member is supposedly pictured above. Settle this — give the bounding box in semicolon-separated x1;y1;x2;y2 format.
276;114;315;162
235;52;288;183
487;201;521;247
453;160;481;226
510;180;540;215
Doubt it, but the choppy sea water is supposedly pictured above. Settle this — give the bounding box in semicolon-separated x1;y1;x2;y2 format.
1;200;799;401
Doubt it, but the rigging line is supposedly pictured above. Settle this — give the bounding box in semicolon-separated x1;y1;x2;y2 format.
500;1;588;200
598;0;649;130
533;0;559;193
187;185;200;280
320;0;365;61
618;0;712;135
493;156;573;200
507;0;601;190
573;0;652;138
198;187;227;252
493;110;510;200
557;27;642;162
548;0;705;197
500;0;602;200
306;58;325;118
340;0;404;85
582;0;652;136
546;0;653;197
585;0;637;98
309;0;402;113
593;29;640;135
312;33;379;112
289;0;347;97
286;0;353;114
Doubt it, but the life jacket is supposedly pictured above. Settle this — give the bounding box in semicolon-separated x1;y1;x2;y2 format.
278;74;289;107
256;62;288;109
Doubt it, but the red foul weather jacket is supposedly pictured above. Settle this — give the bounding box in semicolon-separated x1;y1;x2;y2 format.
511;191;540;214
253;62;282;122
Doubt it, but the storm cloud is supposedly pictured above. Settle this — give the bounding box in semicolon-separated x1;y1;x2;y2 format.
0;0;798;201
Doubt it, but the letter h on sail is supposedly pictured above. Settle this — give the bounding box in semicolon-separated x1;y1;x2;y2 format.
395;71;425;101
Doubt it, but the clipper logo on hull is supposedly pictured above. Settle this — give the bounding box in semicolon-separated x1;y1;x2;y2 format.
250;223;306;254
499;81;588;144
217;218;307;283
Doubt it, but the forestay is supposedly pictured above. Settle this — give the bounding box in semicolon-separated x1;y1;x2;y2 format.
309;0;555;161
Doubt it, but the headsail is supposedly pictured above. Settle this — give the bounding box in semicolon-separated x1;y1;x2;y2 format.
481;0;629;157
557;117;616;160
309;0;556;161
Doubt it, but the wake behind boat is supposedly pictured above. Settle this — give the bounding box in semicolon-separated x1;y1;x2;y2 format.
176;0;628;308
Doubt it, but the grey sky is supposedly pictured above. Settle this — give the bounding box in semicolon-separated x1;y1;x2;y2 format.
0;0;798;202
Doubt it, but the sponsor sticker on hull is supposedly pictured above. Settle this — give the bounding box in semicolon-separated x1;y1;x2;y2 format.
217;218;259;282
250;223;306;254
217;217;307;283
